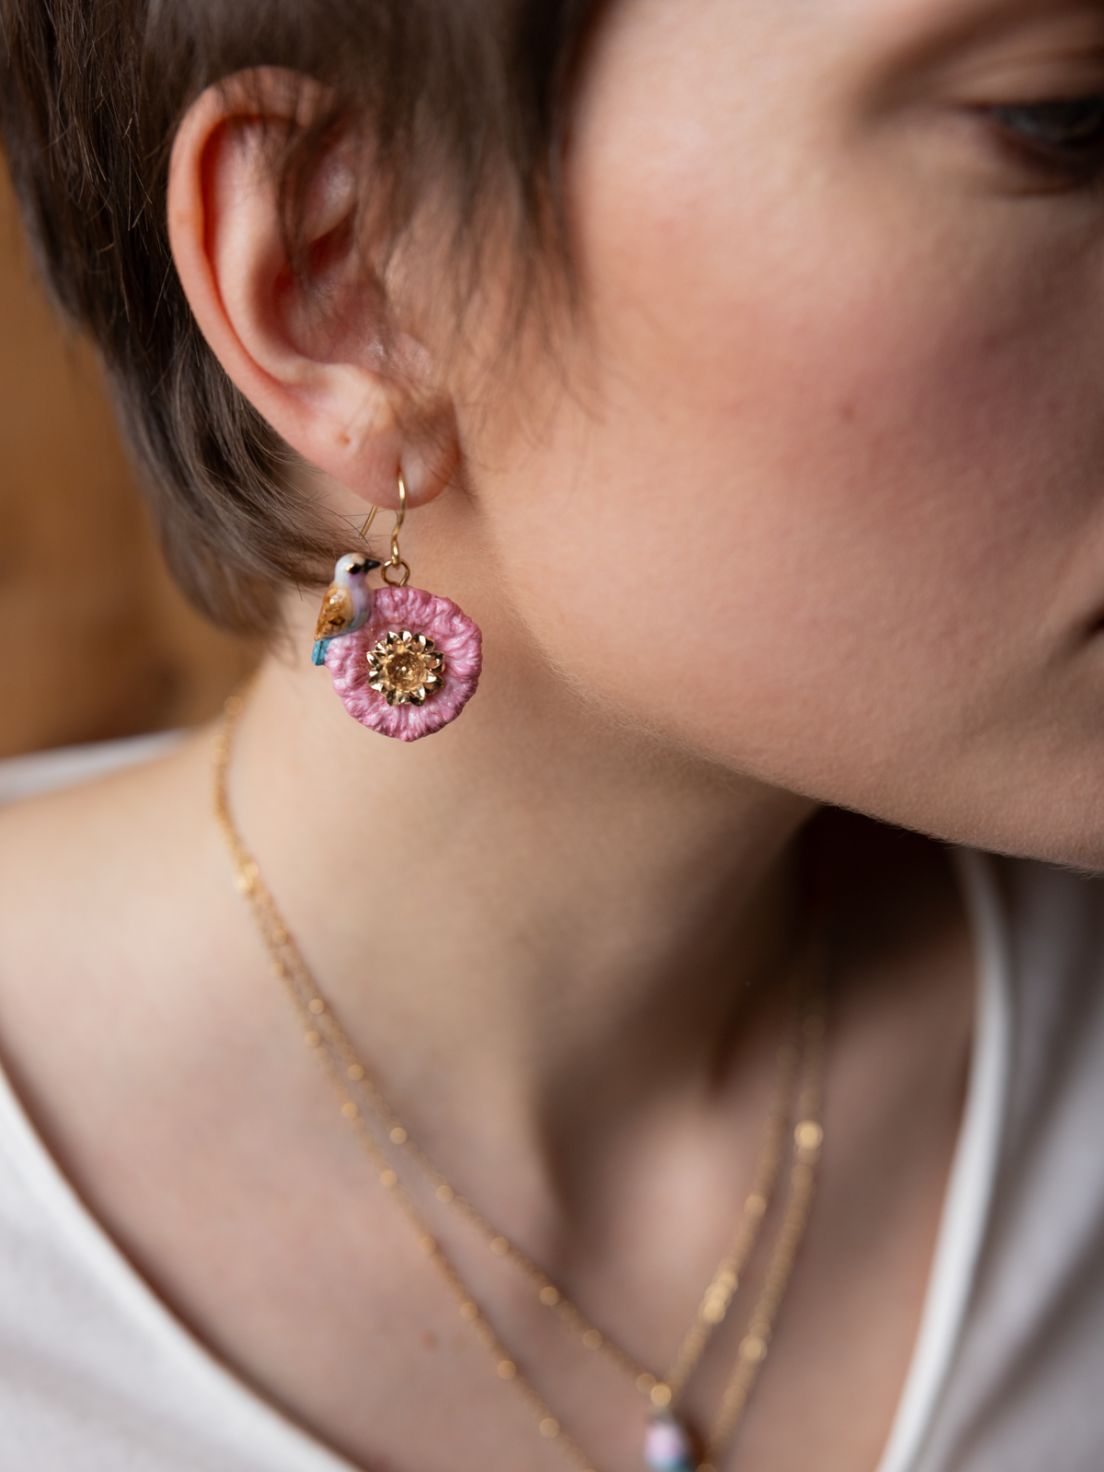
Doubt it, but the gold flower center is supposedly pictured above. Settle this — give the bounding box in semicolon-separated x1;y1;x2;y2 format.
366;628;445;706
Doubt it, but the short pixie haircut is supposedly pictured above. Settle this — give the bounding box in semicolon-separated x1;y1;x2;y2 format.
0;1;597;634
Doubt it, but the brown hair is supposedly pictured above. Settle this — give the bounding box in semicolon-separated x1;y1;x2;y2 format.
0;1;598;634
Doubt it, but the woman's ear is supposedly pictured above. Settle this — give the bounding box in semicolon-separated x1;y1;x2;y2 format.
166;66;457;508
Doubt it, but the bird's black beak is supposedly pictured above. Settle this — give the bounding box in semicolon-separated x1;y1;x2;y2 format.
366;558;382;570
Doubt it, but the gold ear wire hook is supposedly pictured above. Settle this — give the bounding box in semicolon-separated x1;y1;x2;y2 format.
358;471;411;586
390;471;406;562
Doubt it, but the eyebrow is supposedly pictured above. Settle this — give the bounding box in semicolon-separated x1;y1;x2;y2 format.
889;0;1104;43
864;0;1104;89
914;0;1104;28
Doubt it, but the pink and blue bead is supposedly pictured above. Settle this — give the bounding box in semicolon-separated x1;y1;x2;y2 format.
645;1411;697;1471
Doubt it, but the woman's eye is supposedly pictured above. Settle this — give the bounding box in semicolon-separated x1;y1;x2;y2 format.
982;94;1104;180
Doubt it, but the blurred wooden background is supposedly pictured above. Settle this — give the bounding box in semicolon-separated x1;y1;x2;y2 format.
0;166;258;760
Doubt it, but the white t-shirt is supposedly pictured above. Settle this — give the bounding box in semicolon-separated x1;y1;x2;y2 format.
0;736;1102;1471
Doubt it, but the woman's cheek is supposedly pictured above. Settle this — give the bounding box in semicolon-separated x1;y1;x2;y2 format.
563;240;1068;773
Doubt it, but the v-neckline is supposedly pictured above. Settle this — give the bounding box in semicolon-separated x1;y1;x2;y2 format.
0;842;1011;1472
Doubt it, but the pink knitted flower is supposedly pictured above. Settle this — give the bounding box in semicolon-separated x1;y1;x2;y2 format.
324;584;482;741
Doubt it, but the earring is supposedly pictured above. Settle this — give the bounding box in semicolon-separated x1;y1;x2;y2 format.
310;470;483;741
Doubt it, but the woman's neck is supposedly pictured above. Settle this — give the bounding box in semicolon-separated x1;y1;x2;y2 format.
218;619;820;1206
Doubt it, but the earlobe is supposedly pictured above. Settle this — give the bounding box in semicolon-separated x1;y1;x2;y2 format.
165;67;439;502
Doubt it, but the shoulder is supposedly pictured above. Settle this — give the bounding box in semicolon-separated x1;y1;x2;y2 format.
0;729;195;937
0;728;218;1204
0;730;198;1014
0;740;192;1401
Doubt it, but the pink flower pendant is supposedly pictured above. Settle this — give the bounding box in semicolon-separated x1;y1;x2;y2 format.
322;583;482;741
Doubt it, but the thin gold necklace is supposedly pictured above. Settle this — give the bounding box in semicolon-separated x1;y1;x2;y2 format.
213;685;828;1471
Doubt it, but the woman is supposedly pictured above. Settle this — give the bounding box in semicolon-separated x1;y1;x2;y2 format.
0;2;1101;1469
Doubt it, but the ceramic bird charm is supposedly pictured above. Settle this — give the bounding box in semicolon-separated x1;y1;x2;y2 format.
311;552;382;665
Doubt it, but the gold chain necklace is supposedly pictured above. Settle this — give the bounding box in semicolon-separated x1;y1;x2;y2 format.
213;686;828;1471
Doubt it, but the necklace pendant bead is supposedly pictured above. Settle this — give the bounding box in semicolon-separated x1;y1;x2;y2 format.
644;1410;697;1471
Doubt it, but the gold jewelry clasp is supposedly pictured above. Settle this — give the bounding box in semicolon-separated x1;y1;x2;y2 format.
358;471;411;586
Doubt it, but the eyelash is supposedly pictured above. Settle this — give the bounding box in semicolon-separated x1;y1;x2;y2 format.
982;95;1104;183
